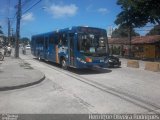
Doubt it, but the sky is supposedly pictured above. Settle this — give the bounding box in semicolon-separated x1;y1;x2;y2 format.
0;0;151;39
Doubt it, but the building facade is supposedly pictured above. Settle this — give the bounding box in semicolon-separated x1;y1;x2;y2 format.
108;35;160;60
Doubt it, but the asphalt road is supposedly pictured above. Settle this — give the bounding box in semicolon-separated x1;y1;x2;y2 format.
0;49;160;114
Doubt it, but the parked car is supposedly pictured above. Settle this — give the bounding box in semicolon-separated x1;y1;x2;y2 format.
108;55;121;68
25;45;31;50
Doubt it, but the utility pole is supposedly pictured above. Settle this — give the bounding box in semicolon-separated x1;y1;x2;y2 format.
15;0;21;58
128;26;132;58
11;28;13;45
8;18;11;45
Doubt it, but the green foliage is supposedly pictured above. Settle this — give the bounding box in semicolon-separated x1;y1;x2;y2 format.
20;37;30;45
115;0;160;28
146;25;160;35
111;26;140;38
136;0;160;25
0;26;3;34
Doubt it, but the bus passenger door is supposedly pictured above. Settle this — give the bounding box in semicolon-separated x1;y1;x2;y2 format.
69;33;75;66
44;36;49;60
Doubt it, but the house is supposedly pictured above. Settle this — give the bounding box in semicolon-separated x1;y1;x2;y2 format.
132;35;160;59
108;37;131;56
108;35;160;59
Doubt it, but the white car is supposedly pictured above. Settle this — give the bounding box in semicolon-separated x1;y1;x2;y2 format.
25;45;31;50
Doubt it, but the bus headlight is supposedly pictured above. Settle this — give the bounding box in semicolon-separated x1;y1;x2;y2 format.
85;57;92;62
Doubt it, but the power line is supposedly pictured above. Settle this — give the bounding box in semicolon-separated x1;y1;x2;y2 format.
8;0;37;34
7;0;11;16
9;0;34;26
23;0;42;14
14;0;42;58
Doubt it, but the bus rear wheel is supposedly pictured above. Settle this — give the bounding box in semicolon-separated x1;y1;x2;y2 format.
61;59;67;70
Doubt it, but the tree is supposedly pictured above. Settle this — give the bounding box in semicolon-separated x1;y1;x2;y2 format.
115;0;142;57
146;25;160;36
20;37;30;45
133;0;160;25
115;0;160;27
115;0;160;57
111;26;140;38
0;26;3;34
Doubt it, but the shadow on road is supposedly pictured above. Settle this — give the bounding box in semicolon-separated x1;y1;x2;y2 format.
108;66;122;69
34;58;112;75
67;67;112;75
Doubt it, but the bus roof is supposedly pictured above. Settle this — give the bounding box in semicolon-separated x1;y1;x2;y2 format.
32;26;106;38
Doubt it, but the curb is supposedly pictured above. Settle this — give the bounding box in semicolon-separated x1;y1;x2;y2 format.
0;74;45;91
127;60;139;68
124;59;160;72
145;62;160;72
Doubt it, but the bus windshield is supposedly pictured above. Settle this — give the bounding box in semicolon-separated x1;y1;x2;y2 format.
78;33;107;56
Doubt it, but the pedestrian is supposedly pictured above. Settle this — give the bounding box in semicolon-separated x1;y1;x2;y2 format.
22;45;26;55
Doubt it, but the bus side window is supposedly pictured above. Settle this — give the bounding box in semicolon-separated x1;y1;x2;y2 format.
54;33;59;45
77;34;81;51
58;34;63;46
45;37;48;49
62;33;67;46
58;33;67;46
69;33;74;48
69;33;74;57
49;35;54;44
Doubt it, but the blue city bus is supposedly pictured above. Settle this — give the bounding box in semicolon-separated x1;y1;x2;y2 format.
31;26;109;69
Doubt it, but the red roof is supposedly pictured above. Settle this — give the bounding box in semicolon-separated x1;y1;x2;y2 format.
108;37;130;44
132;35;160;44
108;35;160;45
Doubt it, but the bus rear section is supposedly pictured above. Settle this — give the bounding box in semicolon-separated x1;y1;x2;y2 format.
31;26;109;69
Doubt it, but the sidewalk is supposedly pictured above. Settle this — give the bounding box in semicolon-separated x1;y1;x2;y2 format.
0;56;45;91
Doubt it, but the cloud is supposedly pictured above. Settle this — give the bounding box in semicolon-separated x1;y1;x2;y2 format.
47;4;78;18
86;5;109;15
97;8;109;15
22;12;35;22
86;4;93;12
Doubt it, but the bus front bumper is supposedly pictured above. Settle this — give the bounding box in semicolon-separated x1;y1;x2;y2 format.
76;61;108;69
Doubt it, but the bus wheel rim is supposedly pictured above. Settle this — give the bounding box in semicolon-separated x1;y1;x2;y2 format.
62;60;67;69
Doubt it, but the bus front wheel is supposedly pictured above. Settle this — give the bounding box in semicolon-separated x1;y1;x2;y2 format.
61;59;67;70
